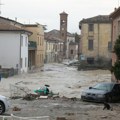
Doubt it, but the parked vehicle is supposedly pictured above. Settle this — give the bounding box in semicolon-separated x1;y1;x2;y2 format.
68;60;80;66
63;59;80;66
81;82;120;102
0;95;10;114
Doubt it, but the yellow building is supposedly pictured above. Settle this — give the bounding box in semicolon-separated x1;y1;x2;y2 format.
79;15;112;64
25;23;44;68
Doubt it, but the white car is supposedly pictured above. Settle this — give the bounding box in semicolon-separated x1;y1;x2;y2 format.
0;95;10;114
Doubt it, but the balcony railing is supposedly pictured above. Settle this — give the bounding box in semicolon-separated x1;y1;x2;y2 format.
28;41;37;50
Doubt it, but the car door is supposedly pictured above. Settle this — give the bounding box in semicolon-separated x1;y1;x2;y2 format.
111;84;120;101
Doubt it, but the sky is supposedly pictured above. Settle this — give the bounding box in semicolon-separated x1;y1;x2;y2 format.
1;0;119;33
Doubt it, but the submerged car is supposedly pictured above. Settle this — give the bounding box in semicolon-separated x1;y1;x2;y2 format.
81;82;120;102
0;95;10;114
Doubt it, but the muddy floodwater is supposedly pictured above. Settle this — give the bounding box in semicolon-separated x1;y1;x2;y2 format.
1;63;120;120
0;63;111;98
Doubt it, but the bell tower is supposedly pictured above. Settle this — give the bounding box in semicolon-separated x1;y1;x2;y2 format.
60;11;68;58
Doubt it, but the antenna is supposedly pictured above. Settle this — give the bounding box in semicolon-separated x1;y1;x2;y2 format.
0;0;4;15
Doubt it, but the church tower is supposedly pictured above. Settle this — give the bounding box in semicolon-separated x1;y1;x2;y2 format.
60;11;68;58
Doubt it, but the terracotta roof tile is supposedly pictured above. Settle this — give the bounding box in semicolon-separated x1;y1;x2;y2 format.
0;23;23;30
0;23;32;34
80;15;111;23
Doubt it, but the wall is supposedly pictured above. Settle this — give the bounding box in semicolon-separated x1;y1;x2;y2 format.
20;34;28;73
25;25;44;68
81;23;111;61
0;32;20;69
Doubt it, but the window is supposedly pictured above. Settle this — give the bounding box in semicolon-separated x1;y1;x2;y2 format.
88;39;93;50
61;20;66;25
25;37;28;46
20;58;23;68
38;37;39;45
40;37;41;45
108;41;112;51
62;33;64;37
25;57;27;67
46;42;48;50
40;54;41;62
88;24;94;31
87;57;94;64
21;36;23;46
71;50;73;54
49;43;50;50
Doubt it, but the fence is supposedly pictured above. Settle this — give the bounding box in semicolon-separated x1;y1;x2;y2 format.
0;114;50;120
9;84;30;99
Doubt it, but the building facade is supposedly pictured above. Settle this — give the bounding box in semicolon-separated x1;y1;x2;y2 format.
44;34;63;63
0;16;45;72
0;23;31;73
45;29;77;61
69;42;78;60
67;33;78;59
110;7;120;81
79;15;112;64
25;24;44;68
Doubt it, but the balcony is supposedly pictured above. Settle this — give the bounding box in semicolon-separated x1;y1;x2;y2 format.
28;41;37;50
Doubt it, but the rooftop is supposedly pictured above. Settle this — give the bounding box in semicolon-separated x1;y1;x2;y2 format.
0;23;32;34
80;15;111;24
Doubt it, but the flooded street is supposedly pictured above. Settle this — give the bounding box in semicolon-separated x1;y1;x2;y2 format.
39;63;111;98
1;63;120;120
0;63;111;98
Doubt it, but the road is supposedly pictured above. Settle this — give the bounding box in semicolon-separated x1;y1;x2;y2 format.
1;63;118;120
0;63;111;98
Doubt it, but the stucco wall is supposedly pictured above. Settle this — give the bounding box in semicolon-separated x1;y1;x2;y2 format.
25;25;44;67
20;34;28;73
81;23;111;60
0;32;20;69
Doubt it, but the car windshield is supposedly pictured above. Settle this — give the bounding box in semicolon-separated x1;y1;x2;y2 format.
92;83;114;91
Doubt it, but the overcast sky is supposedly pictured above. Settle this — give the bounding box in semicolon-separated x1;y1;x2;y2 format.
1;0;119;33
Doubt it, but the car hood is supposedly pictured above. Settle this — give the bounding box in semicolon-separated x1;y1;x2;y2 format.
84;88;108;94
0;95;6;99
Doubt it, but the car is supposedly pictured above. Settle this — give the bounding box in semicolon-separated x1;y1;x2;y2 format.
68;60;80;66
63;59;80;66
0;95;10;114
81;82;120;103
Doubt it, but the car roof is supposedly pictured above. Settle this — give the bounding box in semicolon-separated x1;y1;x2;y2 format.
97;82;118;85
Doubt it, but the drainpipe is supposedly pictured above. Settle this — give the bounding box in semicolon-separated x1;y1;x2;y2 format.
19;33;22;74
98;23;100;59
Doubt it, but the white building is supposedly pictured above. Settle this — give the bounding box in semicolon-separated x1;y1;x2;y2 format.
66;33;75;59
0;23;32;73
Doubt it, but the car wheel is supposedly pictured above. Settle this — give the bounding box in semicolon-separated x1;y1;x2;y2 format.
0;102;5;114
106;95;112;102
